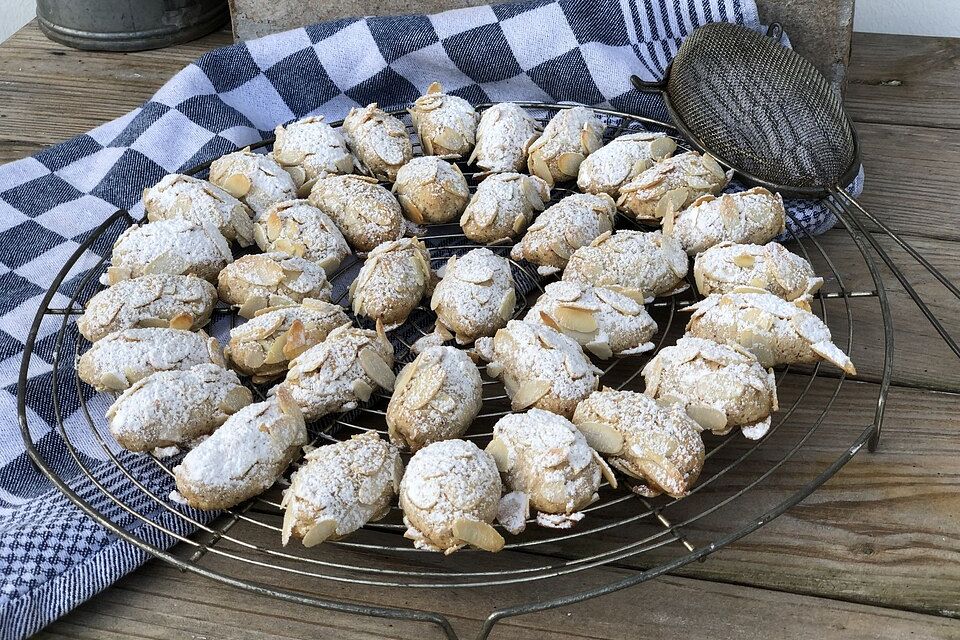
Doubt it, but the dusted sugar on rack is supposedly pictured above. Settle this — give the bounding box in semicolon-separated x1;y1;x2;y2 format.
65;98;858;574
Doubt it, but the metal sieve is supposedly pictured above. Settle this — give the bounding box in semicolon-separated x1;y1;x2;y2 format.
631;21;960;362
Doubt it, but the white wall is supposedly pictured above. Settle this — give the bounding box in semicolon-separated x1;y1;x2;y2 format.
1;0;959;44
0;0;35;44
855;0;960;37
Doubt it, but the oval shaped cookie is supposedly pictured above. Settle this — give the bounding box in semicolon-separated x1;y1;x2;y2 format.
217;252;332;319
143;173;255;247
386;345;483;452
77;327;225;391
108;219;232;284
106;363;252;452
174;391;307;510
78;274;217;342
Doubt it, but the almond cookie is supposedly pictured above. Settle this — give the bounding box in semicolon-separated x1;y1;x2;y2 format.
142;173;255;247
576;132;677;197
392;156;470;224
400;439;504;554
107;363;252;452
684;290;856;374
487;409;611;529
281;431;403;547
78;327;224;392
475;320;601;419
174;390;307;510
669;187;787;255
253;200;350;272
209;147;299;217
562;230;688;298
78;274;217;342
510;192;615;275
430;248;516;344
272;115;355;190
279;322;395;421
469;102;540;174
349;238;432;328
217;252;332;319
693;242;822;301
386;346;483;452
617;151;732;223
527;106;604;186
342;103;413;181
460;172;550;244
408;82;479;158
572;389;704;498
308;174;404;252
108;219;232;285
642;336;779;439
525;281;657;359
224;299;351;384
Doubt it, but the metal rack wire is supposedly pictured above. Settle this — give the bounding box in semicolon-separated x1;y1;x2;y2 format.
17;103;929;639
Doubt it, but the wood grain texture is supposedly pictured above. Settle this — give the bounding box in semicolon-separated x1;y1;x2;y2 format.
847;33;960;130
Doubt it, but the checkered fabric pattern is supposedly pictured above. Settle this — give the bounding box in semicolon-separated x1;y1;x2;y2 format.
0;0;863;637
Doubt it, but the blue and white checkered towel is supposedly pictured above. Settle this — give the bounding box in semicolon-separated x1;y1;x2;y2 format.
0;0;862;637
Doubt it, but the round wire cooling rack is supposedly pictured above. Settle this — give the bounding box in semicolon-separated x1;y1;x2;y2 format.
18;102;956;640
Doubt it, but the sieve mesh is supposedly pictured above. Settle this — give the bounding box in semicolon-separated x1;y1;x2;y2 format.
652;22;859;196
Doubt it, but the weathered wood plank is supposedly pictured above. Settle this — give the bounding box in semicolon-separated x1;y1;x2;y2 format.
524;379;960;616
38;546;960;640
847;33;960;130
0;23;232;150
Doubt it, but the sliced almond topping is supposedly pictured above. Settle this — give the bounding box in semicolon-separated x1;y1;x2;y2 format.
222;173;252;198
581;129;602;154
511;378;551;410
167;312;195;330
719;196;740;230
485;437;512;472
280;504;295;546
403;364;445;410
100;372;128;391
648;135;677;160
557;152;584;177
685;403;729;433
554;305;598;334
237;295;268;319
219;386;253;415
452;518;504;553
393;360;417;393
301;518;337;547
282;320;309;360
352;378;374;403
499;289;517;322
143;251;187;276
529;151;554;186
733;252;756;269
435;126;466;152
810;340;857;375
264;333;288;365
511;213;528;235
701;153;727;180
253;224;269;249
275;147;306;166
585;340;614;360
575;421;624;454
396;194;424;224
359;347;396;391
284;165;306;187
593;450;619;488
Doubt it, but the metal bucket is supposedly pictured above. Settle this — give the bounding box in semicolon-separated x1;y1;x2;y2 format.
36;0;229;51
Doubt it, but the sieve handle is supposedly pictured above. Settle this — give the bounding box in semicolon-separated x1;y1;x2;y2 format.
630;75;666;93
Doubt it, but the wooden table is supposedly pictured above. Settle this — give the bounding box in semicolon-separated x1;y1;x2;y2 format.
3;21;959;640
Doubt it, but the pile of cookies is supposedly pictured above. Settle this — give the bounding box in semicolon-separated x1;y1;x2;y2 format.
78;85;856;554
